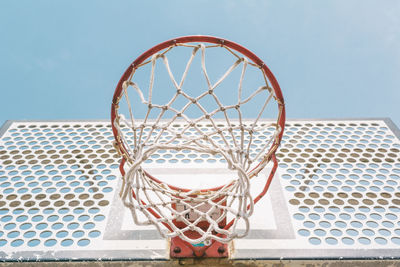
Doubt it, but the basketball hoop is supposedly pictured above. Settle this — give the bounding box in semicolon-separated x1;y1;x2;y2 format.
111;35;285;257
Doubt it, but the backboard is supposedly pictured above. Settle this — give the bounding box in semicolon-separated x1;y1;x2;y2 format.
0;118;399;266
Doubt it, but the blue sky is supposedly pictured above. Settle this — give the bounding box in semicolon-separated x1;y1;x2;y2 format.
0;0;399;126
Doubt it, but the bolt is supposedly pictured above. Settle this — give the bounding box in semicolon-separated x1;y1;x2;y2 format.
173;246;181;254
217;246;225;254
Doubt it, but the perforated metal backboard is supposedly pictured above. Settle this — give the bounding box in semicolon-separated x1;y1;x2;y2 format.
0;118;399;265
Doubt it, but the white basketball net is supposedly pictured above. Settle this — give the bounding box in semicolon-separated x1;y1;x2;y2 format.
113;43;283;244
